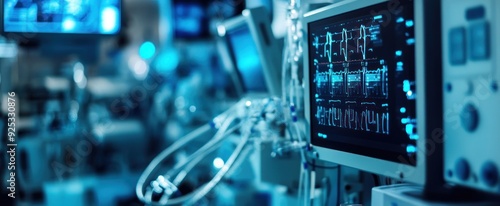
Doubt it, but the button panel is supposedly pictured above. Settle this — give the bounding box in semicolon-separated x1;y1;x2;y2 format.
469;21;490;60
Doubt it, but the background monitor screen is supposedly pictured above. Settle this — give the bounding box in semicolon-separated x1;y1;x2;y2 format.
173;1;209;39
308;0;417;165
226;24;267;93
3;0;121;34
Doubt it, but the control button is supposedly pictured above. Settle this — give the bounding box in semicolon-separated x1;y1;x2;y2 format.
481;161;499;187
460;103;479;132
466;6;485;21
447;169;453;178
449;27;466;65
455;158;471;181
446;83;452;92
469;21;490;60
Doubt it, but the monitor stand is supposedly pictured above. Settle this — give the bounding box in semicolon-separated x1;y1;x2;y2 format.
372;184;500;206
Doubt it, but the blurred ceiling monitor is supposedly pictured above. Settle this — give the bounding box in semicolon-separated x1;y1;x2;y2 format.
173;0;209;39
172;0;245;40
2;0;121;35
1;0;122;63
216;6;282;97
304;0;443;190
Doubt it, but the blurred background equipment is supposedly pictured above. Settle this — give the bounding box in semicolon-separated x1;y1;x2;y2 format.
3;0;121;34
1;0;500;206
216;6;282;97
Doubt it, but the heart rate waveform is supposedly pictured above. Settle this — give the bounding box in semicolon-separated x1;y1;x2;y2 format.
357;25;369;60
320;24;381;64
315;105;389;134
312;20;389;135
324;32;334;62
340;28;350;61
315;65;388;98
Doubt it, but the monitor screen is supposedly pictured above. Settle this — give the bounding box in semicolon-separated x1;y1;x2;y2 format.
308;0;417;165
173;2;209;39
226;24;267;93
3;0;121;34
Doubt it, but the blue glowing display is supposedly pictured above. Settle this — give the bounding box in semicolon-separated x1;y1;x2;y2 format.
173;2;209;38
227;25;266;92
3;0;121;34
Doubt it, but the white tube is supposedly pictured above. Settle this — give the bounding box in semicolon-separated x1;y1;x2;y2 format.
282;44;290;104
304;168;310;206
169;124;241;185
137;98;253;205
136;97;247;200
136;123;212;202
185;130;251;205
143;125;241;205
298;164;305;205
165;114;238;179
310;170;316;203
136;105;239;203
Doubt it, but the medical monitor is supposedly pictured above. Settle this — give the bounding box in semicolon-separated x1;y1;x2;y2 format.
304;0;442;185
217;7;282;97
2;0;121;35
173;0;209;39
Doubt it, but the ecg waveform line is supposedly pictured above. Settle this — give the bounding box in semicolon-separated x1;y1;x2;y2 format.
321;25;375;63
357;25;368;60
340;28;350;61
316;105;389;134
324;32;334;62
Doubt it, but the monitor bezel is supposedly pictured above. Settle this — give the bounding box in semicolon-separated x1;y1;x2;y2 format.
216;6;282;97
303;0;427;184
